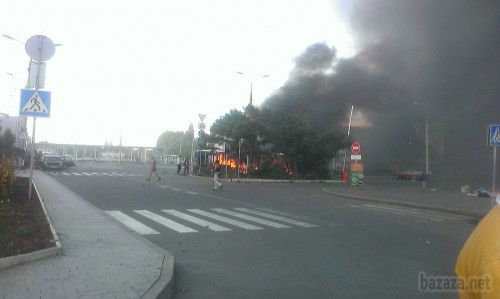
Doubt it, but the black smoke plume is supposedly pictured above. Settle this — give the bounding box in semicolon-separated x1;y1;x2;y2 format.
262;0;499;186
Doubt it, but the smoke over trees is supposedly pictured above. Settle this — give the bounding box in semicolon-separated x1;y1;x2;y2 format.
262;0;499;186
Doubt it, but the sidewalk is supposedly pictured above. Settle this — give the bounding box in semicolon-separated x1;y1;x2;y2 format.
323;180;493;220
0;171;174;299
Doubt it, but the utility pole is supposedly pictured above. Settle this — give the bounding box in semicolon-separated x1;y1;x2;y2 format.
424;105;430;188
190;134;194;175
342;105;354;176
249;83;253;107
119;130;122;163
238;138;242;180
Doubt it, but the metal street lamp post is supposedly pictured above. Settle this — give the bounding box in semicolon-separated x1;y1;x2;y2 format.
414;102;430;188
342;105;354;176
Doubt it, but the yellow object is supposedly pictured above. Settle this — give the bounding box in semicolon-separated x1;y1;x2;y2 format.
0;162;15;194
456;206;500;298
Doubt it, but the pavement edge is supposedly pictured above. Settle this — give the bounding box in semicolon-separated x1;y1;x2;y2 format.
35;171;175;299
322;188;485;222
192;174;343;184
0;178;63;270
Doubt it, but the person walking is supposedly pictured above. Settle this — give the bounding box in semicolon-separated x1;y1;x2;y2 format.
213;161;223;191
177;161;182;175
183;158;190;176
146;156;161;181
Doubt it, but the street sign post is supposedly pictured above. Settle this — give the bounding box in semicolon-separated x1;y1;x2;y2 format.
350;142;363;187
22;35;56;200
488;124;499;206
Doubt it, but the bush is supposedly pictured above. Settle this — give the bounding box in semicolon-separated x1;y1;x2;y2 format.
0;129;16;198
16;226;31;237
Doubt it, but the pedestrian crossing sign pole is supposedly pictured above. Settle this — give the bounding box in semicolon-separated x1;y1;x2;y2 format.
488;124;500;206
20;35;56;200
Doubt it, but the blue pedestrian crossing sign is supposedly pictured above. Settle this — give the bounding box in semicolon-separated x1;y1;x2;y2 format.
19;89;51;118
489;124;500;147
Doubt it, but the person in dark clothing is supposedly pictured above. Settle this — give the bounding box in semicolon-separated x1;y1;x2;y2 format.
177;161;182;175
183;158;190;176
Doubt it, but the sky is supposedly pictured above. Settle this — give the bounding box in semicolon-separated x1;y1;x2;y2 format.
0;0;354;147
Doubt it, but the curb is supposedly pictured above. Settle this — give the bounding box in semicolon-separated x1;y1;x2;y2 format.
192;175;343;184
34;171;175;299
0;179;63;270
232;179;343;184
322;188;486;222
141;254;175;299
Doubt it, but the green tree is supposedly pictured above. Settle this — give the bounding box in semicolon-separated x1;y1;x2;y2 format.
211;110;254;150
0;129;15;160
208;107;348;178
0;129;16;197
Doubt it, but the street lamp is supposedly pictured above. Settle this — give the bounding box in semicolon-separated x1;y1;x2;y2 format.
2;34;63;46
341;105;354;177
5;72;14;96
2;34;24;45
235;72;270;107
414;102;430;186
238;138;243;180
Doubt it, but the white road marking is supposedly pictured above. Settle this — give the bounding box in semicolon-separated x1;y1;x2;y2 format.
101;172;114;176
362;204;453;220
159;185;169;189
188;209;262;230
186;191;199;195
105;211;159;235
212;208;290;228
134;210;198;233
111;172;124;176
71;172;82;176
82;172;93;176
171;188;181;192
351;204;448;221
61;172;71;176
234;208;317;228
163;210;231;232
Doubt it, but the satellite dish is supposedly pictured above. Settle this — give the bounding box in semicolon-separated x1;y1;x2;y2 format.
25;35;55;62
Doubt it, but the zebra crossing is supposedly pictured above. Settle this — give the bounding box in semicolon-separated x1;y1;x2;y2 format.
49;171;142;177
105;207;318;235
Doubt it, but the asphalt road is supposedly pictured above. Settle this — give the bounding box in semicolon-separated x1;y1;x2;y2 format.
46;161;475;299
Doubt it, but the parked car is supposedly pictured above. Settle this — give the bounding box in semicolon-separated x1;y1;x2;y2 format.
393;169;427;181
62;155;76;168
41;155;64;170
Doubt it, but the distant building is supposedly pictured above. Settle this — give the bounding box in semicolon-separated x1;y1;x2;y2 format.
0;114;29;147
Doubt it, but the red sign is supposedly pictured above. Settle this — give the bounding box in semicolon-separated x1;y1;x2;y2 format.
351;142;361;154
350;162;364;172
